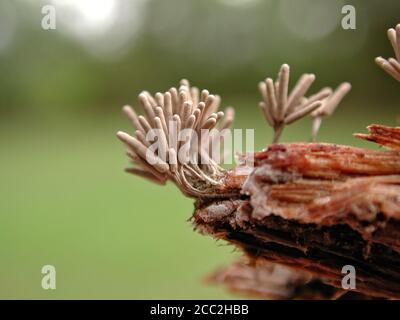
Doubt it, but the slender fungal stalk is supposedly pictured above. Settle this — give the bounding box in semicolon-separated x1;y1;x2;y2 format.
117;79;235;198
376;23;400;81
310;82;352;142
258;64;330;143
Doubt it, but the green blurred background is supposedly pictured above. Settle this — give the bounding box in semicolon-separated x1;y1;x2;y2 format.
0;0;400;299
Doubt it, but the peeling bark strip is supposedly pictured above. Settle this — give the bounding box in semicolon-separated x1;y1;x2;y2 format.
206;259;375;300
355;124;400;151
193;125;400;299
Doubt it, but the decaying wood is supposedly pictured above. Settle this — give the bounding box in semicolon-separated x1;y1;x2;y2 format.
207;259;376;300
355;124;400;151
193;124;400;299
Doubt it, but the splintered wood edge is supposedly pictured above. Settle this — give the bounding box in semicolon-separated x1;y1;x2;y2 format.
354;124;400;150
